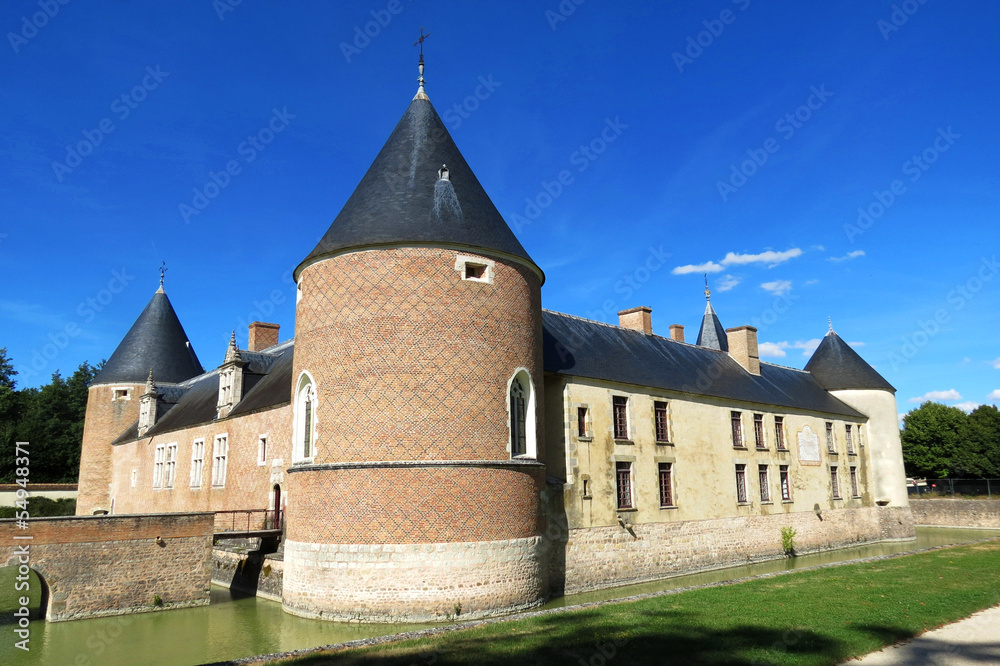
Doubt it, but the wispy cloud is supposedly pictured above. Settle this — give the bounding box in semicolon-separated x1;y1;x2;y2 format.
828;250;866;262
759;339;823;358
992;358;1000;369
672;247;802;275
908;389;962;403
761;280;792;296
716;274;741;292
988;389;1000;402
672;261;724;275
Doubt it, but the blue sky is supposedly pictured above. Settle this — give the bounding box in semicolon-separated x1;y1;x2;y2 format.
2;1;998;418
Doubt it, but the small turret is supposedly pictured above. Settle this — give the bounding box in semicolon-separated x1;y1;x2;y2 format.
695;278;728;352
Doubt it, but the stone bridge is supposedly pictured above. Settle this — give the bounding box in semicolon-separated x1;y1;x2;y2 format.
0;512;213;621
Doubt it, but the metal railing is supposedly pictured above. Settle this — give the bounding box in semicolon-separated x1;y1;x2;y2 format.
213;509;283;534
907;478;1000;499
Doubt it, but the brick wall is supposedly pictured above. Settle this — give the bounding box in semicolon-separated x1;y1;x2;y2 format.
78;384;141;514
0;513;213;621
910;499;1000;528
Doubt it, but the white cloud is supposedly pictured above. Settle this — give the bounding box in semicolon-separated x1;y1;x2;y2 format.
716;274;741;292
953;401;982;413
908;389;963;404
761;280;792;296
758;342;787;358
988;389;1000;402
671;261;724;275
828;250;866;262
804;279;819;285
721;248;802;268
992;358;1000;369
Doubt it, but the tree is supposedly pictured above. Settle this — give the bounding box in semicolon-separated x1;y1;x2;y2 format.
968;405;1000;478
900;401;973;478
0;348;20;482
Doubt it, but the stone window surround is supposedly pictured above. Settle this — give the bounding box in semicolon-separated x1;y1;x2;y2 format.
293;371;318;464
257;434;268;467
507;368;538;460
454;254;496;284
611;393;631;442
655;454;677;508
190;438;206;489
111;386;132;401
652;398;672;444
574;403;592;441
613;456;636;511
829;464;841;500
212;433;229;488
153;443;165;489
731;411;745;449
164;442;178;489
734;458;750;504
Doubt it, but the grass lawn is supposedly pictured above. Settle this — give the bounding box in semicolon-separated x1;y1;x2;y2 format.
266;539;1000;666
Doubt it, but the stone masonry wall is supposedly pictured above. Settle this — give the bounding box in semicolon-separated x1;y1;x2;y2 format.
0;513;213;621
282;536;546;623
910;499;1000;529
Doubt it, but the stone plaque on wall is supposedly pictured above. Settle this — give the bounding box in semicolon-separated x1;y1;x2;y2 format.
797;425;821;465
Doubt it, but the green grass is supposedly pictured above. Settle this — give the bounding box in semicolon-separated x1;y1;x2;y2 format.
269;539;1000;666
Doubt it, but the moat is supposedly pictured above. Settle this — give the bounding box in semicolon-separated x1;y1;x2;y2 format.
3;527;999;666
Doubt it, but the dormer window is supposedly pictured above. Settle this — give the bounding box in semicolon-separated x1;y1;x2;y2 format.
455;254;495;284
138;399;152;434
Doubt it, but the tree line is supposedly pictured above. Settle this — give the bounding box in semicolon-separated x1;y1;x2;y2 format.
0;347;100;483
901;401;1000;479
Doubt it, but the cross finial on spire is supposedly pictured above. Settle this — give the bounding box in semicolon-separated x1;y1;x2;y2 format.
704;274;711;300
158;261;168;292
828;316;834;334
413;26;430;98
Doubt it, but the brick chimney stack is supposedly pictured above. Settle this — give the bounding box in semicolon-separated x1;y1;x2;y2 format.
618;306;653;335
669;324;685;342
726;325;760;375
248;322;280;351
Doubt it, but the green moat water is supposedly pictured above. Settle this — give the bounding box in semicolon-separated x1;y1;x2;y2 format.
3;526;998;666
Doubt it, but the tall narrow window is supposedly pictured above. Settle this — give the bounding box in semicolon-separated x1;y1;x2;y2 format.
826;422;835;453
658;462;674;507
780;465;791;501
754;414;765;449
302;394;313;458
654;401;670;443
613;396;629;440
775;416;786;450
258;435;268;466
830;466;840;499
758;464;770;502
616;462;633;509
845;425;855;454
212;435;228;488
190;439;205;488
850;466;859;497
164;443;177;489
731;411;743;448
577;407;589;438
735;464;748;503
295;374;317;462
510;378;527;456
153;444;165;488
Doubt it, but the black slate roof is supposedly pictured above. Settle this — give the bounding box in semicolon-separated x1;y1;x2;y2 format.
94;288;204;385
696;300;729;352
804;331;895;392
542;310;864;419
296;95;537;278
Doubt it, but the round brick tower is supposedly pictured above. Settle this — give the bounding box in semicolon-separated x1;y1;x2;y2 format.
282;71;547;622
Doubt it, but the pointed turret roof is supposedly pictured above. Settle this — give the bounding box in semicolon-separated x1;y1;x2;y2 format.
695;281;728;352
804;329;895;392
93;287;204;385
295;81;537;279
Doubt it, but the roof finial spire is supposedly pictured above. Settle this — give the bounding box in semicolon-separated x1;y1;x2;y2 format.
704;274;711;301
413;26;430;100
157;261;168;292
828;316;834;334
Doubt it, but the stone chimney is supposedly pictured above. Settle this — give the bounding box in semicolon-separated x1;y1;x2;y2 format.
248;322;280;351
669;324;685;342
618;306;652;335
726;326;760;375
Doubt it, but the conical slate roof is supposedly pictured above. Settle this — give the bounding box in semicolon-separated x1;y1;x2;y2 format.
296;94;536;278
696;300;728;352
93;287;204;385
804;330;894;392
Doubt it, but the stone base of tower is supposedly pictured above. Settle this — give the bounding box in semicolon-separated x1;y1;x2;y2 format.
281;536;548;622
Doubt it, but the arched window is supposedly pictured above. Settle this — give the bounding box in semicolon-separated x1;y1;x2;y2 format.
294;373;317;462
507;369;537;459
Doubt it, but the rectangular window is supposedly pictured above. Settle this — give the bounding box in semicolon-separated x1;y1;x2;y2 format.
654;401;670;442
131;469;137;488
754;414;765;449
735;464;748;503
164;443;177;489
780;465;791;501
826;422;836;453
831;466;841;499
846;425;855;454
775;416;786;450
577;407;589;438
212;435;228;488
615;462;633;509
758;464;770;502
731;411;744;448
850;466;859;497
258;435;268;466
857;425;863;449
658;463;674;507
153;444;165;488
613;396;629;440
190;439;205;488
113;388;131;401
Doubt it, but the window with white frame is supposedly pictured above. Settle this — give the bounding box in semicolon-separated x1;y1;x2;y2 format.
212;435;228;487
616;461;633;509
294;374;317;462
153;444;165;488
164;443;177;489
131;469;137;488
258;435;268;466
775;416;786;450
731;411;744;448
113;387;131;401
508;370;537;458
654;401;670;443
613;396;629;440
845;424;855;454
780;465;791;501
735;463;748;503
455;254;495;284
190;439;205;488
